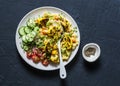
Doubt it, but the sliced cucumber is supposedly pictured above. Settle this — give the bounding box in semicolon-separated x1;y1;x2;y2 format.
27;18;36;28
34;26;40;32
23;45;29;51
31;31;36;37
24;26;31;34
26;34;34;42
28;37;33;42
22;35;28;43
19;26;26;36
27;33;32;38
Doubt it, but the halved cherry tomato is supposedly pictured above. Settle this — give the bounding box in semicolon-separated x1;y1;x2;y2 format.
32;47;39;55
26;51;32;59
37;53;42;57
42;59;49;66
32;55;40;63
39;55;45;61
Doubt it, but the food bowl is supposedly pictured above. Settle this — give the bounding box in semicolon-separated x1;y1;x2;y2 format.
82;43;101;62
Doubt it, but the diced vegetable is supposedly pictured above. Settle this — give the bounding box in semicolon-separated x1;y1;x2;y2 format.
52;50;58;55
50;55;59;63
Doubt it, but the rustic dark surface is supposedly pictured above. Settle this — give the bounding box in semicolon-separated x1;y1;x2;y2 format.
0;0;120;86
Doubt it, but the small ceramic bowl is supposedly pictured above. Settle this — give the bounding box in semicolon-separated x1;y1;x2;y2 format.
82;43;101;62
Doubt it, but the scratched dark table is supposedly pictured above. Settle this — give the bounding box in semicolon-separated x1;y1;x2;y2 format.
0;0;120;86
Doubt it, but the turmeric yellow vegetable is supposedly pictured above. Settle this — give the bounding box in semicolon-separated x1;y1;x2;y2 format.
52;50;58;55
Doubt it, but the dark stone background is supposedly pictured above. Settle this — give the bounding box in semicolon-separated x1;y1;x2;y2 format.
0;0;120;86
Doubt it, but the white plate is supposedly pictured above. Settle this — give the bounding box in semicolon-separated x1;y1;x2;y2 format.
15;6;80;71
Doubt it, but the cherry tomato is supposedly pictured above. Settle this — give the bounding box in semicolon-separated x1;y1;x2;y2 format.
39;55;44;61
32;47;38;55
42;59;49;66
32;55;40;63
37;53;42;57
26;51;32;59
